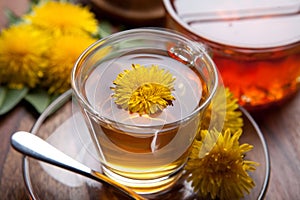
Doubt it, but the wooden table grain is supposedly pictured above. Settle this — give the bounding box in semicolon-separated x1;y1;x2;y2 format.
0;1;300;199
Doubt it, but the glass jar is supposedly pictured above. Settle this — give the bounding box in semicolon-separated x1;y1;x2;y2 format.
163;0;300;111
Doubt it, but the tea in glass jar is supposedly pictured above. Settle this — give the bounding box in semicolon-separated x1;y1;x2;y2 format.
164;0;300;111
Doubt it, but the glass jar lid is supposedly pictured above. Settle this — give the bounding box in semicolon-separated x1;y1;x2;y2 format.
164;0;300;48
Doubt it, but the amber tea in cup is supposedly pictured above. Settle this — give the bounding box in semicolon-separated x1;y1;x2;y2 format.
71;28;218;194
164;0;300;111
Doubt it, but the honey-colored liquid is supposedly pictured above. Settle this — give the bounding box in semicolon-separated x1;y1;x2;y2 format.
214;44;300;111
83;50;209;193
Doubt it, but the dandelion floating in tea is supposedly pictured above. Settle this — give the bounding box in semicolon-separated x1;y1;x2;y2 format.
111;64;176;115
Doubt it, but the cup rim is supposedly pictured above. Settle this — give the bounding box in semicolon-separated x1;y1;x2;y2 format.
71;28;219;129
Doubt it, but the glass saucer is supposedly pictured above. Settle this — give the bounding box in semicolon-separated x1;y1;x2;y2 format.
22;90;270;200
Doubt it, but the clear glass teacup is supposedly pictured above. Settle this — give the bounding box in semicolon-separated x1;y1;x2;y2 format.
71;28;219;194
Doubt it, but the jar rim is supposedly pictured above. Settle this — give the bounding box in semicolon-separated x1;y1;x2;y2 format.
163;0;300;49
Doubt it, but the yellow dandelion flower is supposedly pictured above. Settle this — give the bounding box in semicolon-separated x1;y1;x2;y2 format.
43;33;97;94
202;87;243;134
25;1;98;36
0;24;49;89
185;129;258;200
111;64;176;115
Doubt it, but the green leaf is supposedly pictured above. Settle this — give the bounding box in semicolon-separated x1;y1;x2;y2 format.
4;9;22;25
0;87;29;115
98;21;113;38
30;0;40;5
24;89;51;114
0;86;7;108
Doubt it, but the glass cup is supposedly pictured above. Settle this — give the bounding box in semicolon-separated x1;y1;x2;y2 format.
71;28;219;194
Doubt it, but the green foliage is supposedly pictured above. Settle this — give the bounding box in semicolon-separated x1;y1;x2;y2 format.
0;87;29;115
97;21;113;38
24;89;52;114
4;9;22;25
0;86;60;115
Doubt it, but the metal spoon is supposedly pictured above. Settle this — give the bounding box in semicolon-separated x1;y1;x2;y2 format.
11;131;146;200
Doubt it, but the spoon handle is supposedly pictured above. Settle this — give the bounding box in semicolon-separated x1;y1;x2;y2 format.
11;131;146;200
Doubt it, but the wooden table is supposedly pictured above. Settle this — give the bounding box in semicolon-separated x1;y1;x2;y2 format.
0;1;300;199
